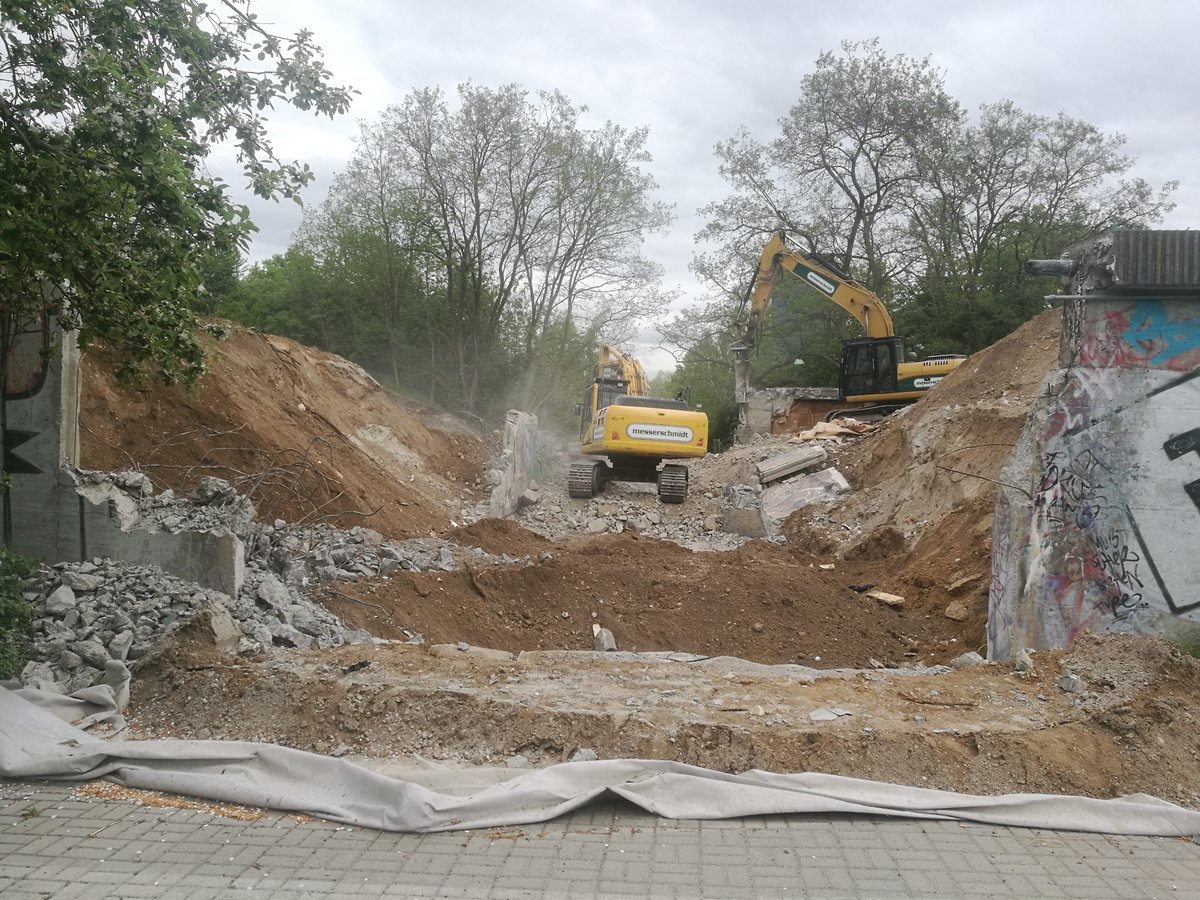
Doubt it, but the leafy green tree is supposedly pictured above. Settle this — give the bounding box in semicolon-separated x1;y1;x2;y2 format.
292;120;448;396
278;84;671;420
381;85;672;415
900;101;1176;352
692;38;1177;400
658;301;741;447
220;249;331;345
699;39;962;290
0;0;352;384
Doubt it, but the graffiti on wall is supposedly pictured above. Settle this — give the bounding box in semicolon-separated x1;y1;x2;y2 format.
1030;436;1151;643
1003;303;1200;657
992;297;1200;657
1080;300;1200;370
1164;428;1200;514
986;491;1016;659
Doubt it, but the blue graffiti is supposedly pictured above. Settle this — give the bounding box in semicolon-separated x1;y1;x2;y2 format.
1124;301;1200;365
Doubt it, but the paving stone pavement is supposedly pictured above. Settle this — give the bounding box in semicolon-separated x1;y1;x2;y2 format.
3;778;1200;899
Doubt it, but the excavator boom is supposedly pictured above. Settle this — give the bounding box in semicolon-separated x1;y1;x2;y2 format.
734;232;964;430
745;233;894;342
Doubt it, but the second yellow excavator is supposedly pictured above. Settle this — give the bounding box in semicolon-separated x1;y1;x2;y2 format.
733;232;966;423
569;343;708;503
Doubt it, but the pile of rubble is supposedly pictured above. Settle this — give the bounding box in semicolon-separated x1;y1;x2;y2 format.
509;431;862;550
17;471;541;695
21;561;236;693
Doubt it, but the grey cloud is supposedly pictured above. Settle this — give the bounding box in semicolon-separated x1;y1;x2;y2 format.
217;0;1197;294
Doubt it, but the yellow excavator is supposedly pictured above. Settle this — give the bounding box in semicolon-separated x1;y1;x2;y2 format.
733;232;966;423
569;343;708;503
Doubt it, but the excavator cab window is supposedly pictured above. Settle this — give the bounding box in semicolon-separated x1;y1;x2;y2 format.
841;337;903;398
597;378;629;411
579;378;632;441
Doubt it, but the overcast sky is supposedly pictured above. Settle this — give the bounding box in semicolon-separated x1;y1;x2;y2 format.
220;0;1200;372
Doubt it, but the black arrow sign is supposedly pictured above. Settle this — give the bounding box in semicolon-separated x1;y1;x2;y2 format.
1164;428;1200;513
2;427;42;475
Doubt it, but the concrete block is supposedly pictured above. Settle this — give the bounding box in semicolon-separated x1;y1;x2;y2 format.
488;410;539;518
760;467;849;529
989;289;1200;658
429;643;515;662
721;507;767;538
592;626;617;652
754;444;828;484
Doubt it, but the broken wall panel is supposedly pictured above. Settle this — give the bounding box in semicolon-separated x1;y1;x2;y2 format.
4;315;82;556
990;234;1200;660
487;410;539;518
4;321;242;597
739;387;841;439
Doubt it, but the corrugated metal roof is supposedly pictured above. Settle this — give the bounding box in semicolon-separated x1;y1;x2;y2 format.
1111;230;1200;287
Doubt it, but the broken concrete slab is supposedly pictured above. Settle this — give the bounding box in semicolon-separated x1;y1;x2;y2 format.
950;651;986;669
808;707;853;722
592;625;617;652
866;590;905;608
721;507;767;538
760;467;849;530
43;586;77;617
430;643;515;663
754;444;828;485
487;410;539;518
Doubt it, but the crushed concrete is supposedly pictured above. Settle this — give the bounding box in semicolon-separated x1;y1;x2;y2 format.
19;475;545;696
501;433;829;551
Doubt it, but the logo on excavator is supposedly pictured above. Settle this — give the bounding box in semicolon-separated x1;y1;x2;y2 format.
627;423;694;442
805;271;837;296
914;376;945;390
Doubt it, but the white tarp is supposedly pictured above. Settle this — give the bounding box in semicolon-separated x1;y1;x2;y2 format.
3;678;1199;836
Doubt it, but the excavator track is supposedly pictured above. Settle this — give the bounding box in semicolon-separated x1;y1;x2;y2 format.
568;461;604;498
657;464;688;504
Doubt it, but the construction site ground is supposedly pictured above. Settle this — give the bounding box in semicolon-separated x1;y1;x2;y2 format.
75;311;1200;814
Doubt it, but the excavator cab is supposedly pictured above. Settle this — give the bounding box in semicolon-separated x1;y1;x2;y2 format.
840;337;904;401
576;376;631;442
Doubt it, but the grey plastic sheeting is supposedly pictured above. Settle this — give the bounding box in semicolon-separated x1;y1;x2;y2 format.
3;681;1200;836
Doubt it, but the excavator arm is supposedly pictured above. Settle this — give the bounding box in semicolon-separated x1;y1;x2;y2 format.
741;233;894;348
596;342;650;397
732;232;965;431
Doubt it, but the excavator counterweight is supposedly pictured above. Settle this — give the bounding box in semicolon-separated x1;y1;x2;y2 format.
570;344;707;503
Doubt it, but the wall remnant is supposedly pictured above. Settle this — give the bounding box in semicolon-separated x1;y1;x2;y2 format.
3;319;242;597
487;410;540;518
989;230;1200;659
738;387;841;440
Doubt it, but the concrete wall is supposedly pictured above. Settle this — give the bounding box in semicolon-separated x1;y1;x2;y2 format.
739;387;841;439
4;320;242;597
488;410;540;517
4;316;81;554
989;294;1200;659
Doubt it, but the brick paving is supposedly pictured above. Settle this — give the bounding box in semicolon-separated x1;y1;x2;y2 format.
3;778;1200;898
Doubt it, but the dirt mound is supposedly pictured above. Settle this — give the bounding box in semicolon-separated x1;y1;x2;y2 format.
439;517;553;557
782;308;1064;627
317;532;974;667
80;324;489;538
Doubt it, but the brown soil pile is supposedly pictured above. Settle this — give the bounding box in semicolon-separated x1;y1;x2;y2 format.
319;533;973;667
783;308;1064;629
80;325;488;537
